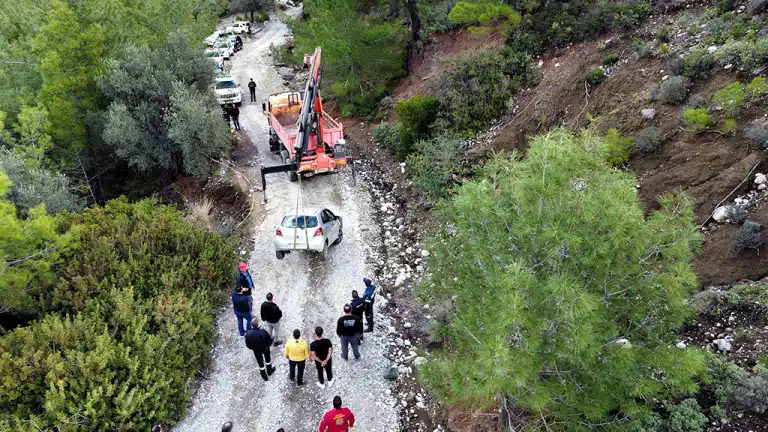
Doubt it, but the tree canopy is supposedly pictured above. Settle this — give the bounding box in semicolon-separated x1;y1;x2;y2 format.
419;130;706;429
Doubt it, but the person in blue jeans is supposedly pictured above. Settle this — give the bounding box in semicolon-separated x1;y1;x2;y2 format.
232;285;253;336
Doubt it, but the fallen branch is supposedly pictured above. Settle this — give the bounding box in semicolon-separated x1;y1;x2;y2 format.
499;97;541;131
569;80;590;129
700;161;761;227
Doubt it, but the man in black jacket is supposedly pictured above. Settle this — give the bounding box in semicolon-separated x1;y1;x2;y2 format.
245;318;276;381
260;292;283;346
235;262;254;294
248;78;257;102
350;290;365;343
336;304;362;360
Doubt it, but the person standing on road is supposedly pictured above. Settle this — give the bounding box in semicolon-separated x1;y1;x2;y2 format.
318;396;356;432
336;304;362;360
310;326;334;389
350;290;365;343
284;329;310;386
362;278;377;333
235;35;243;51
248;78;257;102
245;318;276;381
235;262;254;295
232;285;253;336
229;104;241;131
260;292;283;346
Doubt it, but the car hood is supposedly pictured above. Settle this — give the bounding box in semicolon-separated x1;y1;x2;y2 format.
215;88;239;96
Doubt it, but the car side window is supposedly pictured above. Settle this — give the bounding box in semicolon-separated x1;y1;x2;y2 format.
320;211;330;224
326;210;336;221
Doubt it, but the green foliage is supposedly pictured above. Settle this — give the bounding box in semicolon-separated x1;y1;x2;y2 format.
373;122;404;154
393;95;440;158
721;118;737;135
709;356;768;413
634;126;661;153
659;76;689;105
682;108;712;132
291;0;405;113
448;1;521;32
746;76;767;100
714;38;768;70
603;53;620;65
0;150;83;215
667;56;685;76
0;198;235;429
440;47;538;134
665;399;707;432
418;0;458;34
603;128;633;165
682;48;715;79
730;220;762;252
659;43;669;54
656;26;671;43
0;169;69;313
99;34;228;177
405;135;464;199
632;38;649;57
746;126;768;149
713;82;744;115
585;67;606;85
12;105;53;167
418;129;705;426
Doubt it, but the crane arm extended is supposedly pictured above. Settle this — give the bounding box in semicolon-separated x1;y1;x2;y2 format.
294;47;324;163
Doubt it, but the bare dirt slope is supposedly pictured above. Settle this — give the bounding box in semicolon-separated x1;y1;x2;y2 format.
174;11;399;432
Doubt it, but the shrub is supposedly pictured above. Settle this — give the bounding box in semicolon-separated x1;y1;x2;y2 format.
724;205;747;223
709;356;768;413
660;76;689;104
683;48;715;78
635;126;661;153
682;108;712;132
730;220;762;252
714;38;768;70
585;67;606;85
667;56;685;76
441;47;537;133
659;43;670;54
656;26;671;43
746;76;767;100
448;1;521;32
665;399;708;432
372;122;403;154
603;53;620;65
419;129;705;424
633;38;649;57
0;198;235;429
340;104;356;118
405;135;465;199
721;118;738;135
419;0;458;35
394;95;441;158
713;82;744;115
603;128;633;165
745;126;768;149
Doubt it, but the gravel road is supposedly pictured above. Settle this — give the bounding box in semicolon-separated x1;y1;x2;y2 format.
174;10;400;432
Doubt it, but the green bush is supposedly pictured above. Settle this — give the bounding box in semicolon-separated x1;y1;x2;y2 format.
603;128;633;165
709;356;768;413
635;126;661;153
683;48;715;78
419;0;459;35
373;122;404;154
440;47;538;134
603;53;620;65
746;126;768;149
665;399;708;432
659;43;669;54
713;82;744;115
730;220;762;252
721;118;738;135
0;198;235;430
419;129;705;424
585;67;606;85
633;38;649;57
656;25;671;43
394;95;441;158
746;76;767;100
448;1;520;32
682;108;712;132
714;38;768;70
405;135;464;199
667;56;685;76
659;76;689;104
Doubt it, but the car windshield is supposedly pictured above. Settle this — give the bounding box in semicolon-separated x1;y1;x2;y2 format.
215;41;229;48
205;51;217;57
215;80;237;89
281;215;319;229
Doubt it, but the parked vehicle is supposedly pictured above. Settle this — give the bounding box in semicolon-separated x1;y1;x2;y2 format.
214;39;234;59
274;208;342;260
205;48;224;70
214;76;242;106
228;21;251;34
219;30;238;48
204;31;220;47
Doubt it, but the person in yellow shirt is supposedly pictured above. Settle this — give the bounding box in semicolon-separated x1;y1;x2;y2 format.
284;328;310;387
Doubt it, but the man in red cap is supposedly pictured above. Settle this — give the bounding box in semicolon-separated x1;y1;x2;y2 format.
232;262;255;336
318;396;355;432
235;262;255;295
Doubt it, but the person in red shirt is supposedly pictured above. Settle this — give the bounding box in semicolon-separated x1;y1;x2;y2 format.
318;396;356;432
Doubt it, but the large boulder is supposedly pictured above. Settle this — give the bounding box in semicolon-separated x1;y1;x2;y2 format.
712;206;732;223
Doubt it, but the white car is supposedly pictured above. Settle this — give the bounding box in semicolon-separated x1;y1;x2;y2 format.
214;39;234;59
228;21;251;34
274;208;343;260
204;31;220;47
214;76;242;105
205;48;224;70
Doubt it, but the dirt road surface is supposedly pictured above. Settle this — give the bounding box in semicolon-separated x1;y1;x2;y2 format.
174;10;400;432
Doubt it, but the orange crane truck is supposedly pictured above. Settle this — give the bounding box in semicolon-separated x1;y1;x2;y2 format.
260;47;349;199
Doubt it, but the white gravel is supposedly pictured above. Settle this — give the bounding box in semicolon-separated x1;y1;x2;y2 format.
173;9;399;432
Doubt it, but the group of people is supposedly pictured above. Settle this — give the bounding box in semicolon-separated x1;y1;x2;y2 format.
228;262;376;430
222;104;241;131
219;395;356;432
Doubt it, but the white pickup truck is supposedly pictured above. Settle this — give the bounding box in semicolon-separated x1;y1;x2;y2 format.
227;21;251;34
214;76;242;106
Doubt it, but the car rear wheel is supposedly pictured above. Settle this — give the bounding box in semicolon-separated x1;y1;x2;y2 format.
333;227;343;245
318;241;328;261
276;251;285;260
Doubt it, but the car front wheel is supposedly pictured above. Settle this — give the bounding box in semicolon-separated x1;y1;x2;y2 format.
333;227;343;245
276;251;285;260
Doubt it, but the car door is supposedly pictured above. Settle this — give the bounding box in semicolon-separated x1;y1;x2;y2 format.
323;210;339;242
319;210;334;244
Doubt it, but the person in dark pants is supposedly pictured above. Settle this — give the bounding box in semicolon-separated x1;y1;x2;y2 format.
245;318;276;381
350;290;365;343
229;104;241;131
222;106;231;128
235;35;243;51
232;285;253;336
362;278;377;333
260;292;283;346
336;304;362;360
248;78;257;102
284;329;310;386
310;326;334;389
